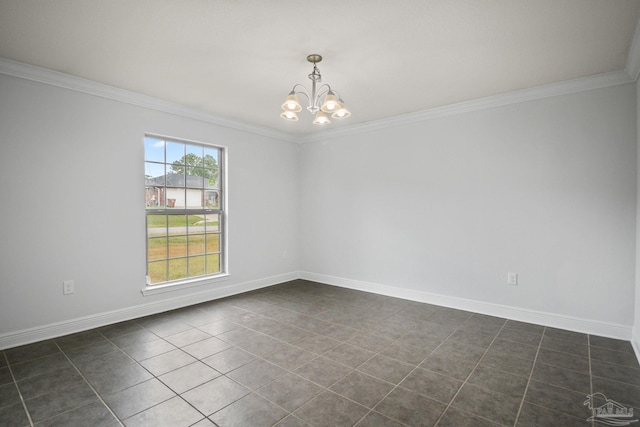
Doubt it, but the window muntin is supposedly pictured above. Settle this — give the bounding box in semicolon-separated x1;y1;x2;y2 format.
144;136;224;286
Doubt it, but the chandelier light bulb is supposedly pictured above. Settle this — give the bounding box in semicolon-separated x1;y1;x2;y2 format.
321;91;339;113
280;110;299;121
313;111;330;125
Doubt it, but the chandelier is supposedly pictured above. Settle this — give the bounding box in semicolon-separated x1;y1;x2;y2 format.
280;54;351;125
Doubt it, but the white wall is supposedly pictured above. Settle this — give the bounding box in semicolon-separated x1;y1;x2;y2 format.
0;73;299;346
300;83;637;335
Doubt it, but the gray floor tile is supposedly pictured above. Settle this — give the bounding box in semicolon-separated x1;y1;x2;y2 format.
263;344;316;371
227;359;287;390
448;329;496;349
0;367;11;387
123;396;204;427
380;341;435;366
590;335;635;353
497;327;542;347
5;341;60;365
103;378;175;419
17;366;86;400
140;319;193;338
436;407;502;427
139;349;197;376
258;373;323;412
236;334;283;357
323;343;375;369
73;348;134;375
399;367;463;403
516;401;587;427
158;361;220;394
451;383;521;426
182;375;249;416
98;321;144;339
503;320;544;336
466;365;529;399
420;352;479;381
347;333;394;353
84;362;153;395
357;354;414;385
0;402;30;427
35;401;118;427
543;327;588;345
197;319;239;336
64;341;121;366
181;336;231;359
209;393;288;427
591;376;640;408
24;381;98;422
374;387;446;427
591;358;640;386
330;371;394;408
109;330;159;350
274;415;311;427
536;347;589;373
11;353;71;381
540;335;588;357
119;338;176;361
591;345;640;368
201;347;255;373
479;348;533;377
294;390;369;427
354;411;404;427
531;361;591;394
0;382;22;407
55;330;109;351
524;379;592;419
164;328;212;348
267;325;311;344
487;337;538;360
293;356;351;387
293;333;341;354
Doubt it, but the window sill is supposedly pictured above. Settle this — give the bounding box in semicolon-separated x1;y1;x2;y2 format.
141;273;231;296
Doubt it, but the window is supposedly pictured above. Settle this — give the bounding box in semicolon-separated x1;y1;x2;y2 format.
144;135;225;287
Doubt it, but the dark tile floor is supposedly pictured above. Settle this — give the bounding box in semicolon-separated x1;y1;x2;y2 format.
1;279;639;426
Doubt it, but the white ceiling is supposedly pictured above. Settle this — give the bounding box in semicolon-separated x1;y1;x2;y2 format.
1;0;639;136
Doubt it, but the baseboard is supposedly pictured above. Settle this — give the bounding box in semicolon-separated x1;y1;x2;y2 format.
0;271;300;350
300;271;633;341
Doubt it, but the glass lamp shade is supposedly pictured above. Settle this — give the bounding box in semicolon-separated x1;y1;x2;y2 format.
332;102;351;119
320;91;340;113
280;110;299;121
281;92;302;112
313;111;331;125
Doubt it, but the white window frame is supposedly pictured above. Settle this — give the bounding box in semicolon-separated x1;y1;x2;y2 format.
142;134;229;296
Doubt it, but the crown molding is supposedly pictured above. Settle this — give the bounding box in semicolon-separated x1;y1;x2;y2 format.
626;19;640;82
1;57;634;146
299;70;634;144
0;57;297;144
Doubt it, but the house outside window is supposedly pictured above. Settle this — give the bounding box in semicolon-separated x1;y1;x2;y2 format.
144;135;225;286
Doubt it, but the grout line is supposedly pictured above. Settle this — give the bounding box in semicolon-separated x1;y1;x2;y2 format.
512;326;545;426
587;334;594;427
3;351;34;427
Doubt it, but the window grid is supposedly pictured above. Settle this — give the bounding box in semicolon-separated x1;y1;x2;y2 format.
145;135;224;285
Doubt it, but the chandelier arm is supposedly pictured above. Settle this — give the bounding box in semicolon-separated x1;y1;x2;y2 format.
291;84;311;102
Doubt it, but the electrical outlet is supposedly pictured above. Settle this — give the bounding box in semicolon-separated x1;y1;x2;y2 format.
63;280;75;295
507;273;518;286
